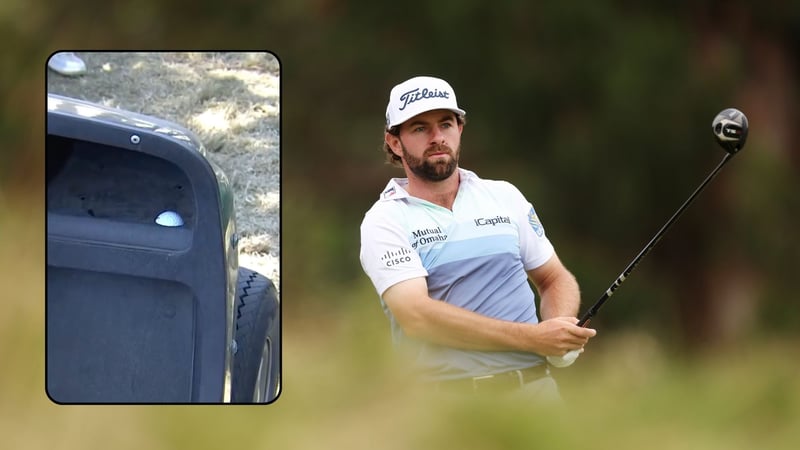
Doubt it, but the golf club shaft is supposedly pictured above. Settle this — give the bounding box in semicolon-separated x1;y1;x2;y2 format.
577;152;735;327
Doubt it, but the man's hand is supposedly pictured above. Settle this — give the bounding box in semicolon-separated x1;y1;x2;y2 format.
531;317;596;357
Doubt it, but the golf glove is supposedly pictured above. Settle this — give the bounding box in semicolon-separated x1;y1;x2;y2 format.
547;348;582;368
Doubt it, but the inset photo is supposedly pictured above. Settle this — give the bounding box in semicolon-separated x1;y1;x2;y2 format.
45;51;280;404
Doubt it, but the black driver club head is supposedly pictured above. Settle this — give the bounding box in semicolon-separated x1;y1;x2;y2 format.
713;108;748;154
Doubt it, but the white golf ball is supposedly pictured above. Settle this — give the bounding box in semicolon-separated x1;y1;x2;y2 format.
155;210;184;227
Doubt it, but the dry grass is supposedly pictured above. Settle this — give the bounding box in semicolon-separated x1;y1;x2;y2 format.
46;51;280;286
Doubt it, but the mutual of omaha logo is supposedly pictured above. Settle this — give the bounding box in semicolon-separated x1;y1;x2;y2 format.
528;207;544;237
410;226;447;250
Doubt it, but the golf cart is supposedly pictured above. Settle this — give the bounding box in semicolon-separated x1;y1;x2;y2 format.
45;93;280;403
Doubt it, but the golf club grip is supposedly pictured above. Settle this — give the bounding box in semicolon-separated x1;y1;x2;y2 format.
575;153;734;327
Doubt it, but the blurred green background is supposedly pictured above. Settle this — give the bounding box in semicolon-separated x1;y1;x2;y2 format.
5;0;800;449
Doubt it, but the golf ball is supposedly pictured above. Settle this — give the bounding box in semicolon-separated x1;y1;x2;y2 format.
155;210;184;227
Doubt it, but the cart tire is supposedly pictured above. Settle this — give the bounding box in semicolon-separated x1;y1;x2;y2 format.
231;267;280;403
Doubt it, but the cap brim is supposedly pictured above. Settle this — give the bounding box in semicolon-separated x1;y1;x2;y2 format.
388;107;466;128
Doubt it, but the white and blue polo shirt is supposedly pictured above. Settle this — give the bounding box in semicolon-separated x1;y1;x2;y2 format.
359;168;555;380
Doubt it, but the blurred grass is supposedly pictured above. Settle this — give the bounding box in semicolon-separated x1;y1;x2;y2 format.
5;268;799;449
4;166;798;448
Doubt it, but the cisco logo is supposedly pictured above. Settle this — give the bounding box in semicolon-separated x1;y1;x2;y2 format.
381;248;413;267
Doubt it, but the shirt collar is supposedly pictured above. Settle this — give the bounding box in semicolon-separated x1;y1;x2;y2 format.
378;168;476;202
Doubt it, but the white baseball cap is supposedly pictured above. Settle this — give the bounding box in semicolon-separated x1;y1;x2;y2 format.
385;76;466;128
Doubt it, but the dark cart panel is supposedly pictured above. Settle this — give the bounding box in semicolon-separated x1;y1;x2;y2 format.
47;268;195;403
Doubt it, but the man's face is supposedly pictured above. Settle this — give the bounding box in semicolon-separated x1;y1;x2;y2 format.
388;109;463;182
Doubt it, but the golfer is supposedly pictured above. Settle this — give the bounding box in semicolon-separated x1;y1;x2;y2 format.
359;76;596;398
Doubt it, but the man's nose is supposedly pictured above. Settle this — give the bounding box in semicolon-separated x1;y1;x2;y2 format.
430;127;446;144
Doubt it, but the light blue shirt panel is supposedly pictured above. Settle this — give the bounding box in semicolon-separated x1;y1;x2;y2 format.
420;235;539;323
428;252;538;321
418;230;516;269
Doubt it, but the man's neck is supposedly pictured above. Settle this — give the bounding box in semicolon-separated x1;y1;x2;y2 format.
405;169;461;210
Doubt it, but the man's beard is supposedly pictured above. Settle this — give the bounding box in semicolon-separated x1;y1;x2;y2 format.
402;143;459;182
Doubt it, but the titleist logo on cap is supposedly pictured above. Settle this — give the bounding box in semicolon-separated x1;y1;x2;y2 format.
398;88;451;111
386;76;466;127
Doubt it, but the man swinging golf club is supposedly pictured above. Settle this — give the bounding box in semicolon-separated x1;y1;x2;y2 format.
359;76;596;399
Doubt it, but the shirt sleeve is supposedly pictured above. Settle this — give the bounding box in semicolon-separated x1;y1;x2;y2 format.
505;183;554;270
359;205;429;296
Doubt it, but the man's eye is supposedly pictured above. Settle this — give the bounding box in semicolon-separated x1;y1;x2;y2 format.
413;126;425;132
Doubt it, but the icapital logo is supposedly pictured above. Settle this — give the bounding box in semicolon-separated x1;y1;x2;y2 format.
381;247;413;267
474;215;511;227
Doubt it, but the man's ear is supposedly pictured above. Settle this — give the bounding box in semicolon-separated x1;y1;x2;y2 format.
385;132;403;158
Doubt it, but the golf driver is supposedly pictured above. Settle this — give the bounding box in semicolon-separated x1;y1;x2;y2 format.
548;108;748;368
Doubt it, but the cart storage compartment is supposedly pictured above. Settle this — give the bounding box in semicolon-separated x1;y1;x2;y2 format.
47;135;196;229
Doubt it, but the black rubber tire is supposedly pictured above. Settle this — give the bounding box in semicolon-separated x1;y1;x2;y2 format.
231;267;280;403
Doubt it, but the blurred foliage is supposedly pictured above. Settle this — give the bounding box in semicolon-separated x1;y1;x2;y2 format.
268;0;800;348
4;1;797;344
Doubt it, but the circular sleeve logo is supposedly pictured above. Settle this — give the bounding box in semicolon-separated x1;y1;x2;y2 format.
528;207;544;237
